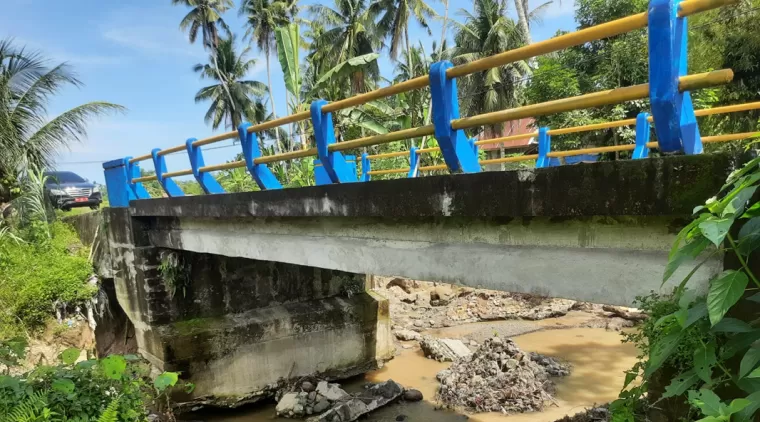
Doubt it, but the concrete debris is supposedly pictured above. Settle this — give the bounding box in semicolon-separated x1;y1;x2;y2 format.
602;305;647;322
518;299;576;320
530;352;571;377
436;337;570;414
393;329;422;342
554;406;610;421
306;380;404;422
420;336;472;362
277;380;406;421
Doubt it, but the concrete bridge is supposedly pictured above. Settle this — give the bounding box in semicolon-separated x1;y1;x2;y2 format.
84;152;738;405
88;0;752;406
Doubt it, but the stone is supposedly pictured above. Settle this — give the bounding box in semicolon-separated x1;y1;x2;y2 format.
420;336;472;362
313;398;331;414
308;391;317;401
519;298;576;320
316;381;350;402
302;381;316;392
393;329;422;342
396;415;408;421
276;392;300;416
385;278;415;294
403;389;423;402
307;381;405;422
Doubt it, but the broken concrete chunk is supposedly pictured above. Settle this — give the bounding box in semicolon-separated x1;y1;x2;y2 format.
393;329;422;342
420;336;473;362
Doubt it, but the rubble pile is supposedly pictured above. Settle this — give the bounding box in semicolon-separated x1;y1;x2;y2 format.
436;337;569;414
275;380;406;422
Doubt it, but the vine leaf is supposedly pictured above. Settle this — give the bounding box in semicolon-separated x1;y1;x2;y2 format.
738;217;760;255
59;348;80;365
664;237;710;284
688;388;723;417
694;343;717;383
721;330;760;360
712;317;754;333
699;217;734;246
707;270;749;326
51;378;75;394
748;367;760;378
748;292;760;303
684;301;708;328
735;391;760;422
154;371;179;392
646;329;683;376
100;355;127;380
723;186;758;218
661;369;699;398
740;348;760;379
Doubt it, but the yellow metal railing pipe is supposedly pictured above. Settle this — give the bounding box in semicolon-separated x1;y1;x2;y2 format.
695;102;760;117
416;147;440;154
362;151;410;161
162;169;194;178
129;154;153;164
451;70;733;132
366;168;411;176
132;175;157;183
157;145;187;156
253;147;317;165
474;133;537;146
329;125;436;152
548;119;638;136
702;131;760;143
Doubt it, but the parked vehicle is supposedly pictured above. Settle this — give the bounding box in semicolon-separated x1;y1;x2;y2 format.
44;171;102;211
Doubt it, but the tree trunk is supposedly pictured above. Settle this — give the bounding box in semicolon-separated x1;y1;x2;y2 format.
265;49;281;154
514;0;533;48
405;25;417;149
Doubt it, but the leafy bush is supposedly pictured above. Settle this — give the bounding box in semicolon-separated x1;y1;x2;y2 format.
0;221;95;337
0;340;180;422
612;157;760;421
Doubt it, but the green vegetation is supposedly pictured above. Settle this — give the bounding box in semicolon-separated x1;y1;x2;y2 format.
0;340;181;422
611;156;760;421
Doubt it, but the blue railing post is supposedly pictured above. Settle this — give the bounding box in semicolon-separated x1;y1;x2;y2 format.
633;112;652;159
429;61;481;174
103;157;147;207
151;149;184;197
238;123;282;190
648;0;702;154
408;147;420;178
535;127;551;168
310;99;357;183
360;153;371;182
186;138;225;194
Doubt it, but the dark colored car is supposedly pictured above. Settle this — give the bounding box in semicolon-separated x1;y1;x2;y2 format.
44;171;102;211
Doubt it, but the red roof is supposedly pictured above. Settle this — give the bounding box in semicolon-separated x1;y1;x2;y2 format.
477;119;536;151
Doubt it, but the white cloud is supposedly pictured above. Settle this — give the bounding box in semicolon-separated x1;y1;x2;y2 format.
102;26;203;58
530;0;576;19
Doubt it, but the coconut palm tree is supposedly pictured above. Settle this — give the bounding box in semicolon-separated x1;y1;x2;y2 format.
449;0;529;136
372;0;437;73
193;37;269;130
173;0;234;49
0;39;123;202
239;0;298;152
307;0;384;94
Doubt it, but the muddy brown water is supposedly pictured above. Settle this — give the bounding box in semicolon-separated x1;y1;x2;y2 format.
184;316;638;422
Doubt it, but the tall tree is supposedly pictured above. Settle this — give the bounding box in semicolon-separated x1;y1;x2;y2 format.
173;0;234;49
193;37;269;130
0;39;123;202
239;0;298;152
307;0;384;94
450;0;529;136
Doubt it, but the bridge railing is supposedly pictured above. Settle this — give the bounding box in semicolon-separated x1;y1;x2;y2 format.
362;101;760;177
103;0;743;206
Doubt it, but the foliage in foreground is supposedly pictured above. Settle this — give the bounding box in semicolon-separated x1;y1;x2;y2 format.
0;220;95;338
612;156;760;421
0;340;181;422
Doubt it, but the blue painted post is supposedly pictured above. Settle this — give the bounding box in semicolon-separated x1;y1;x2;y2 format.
648;0;701;154
125;158;150;200
103;158;136;207
151;149;185;197
535;127;551;168
360;153;371;182
408;147;420;178
186;138;225;194
310;99;357;183
429;61;480;174
238;123;282;190
633;112;652;159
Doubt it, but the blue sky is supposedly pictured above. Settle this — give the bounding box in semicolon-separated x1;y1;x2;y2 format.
1;0;577;183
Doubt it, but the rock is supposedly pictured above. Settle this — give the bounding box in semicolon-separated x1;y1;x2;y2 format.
606;317;636;331
530;352;571;377
313;398;331;414
469;340;478;347
602;305;647;322
386;278;415;294
393;329;422;342
420;336;473;362
308;391;317;401
316;381;350;402
396;415;408;421
403;389;423;402
413;320;425;328
276;392;301;416
302;381;316;392
520;298;576;320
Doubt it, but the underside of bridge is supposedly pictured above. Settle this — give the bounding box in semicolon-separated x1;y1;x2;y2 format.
99;153;738;404
131;153;736;306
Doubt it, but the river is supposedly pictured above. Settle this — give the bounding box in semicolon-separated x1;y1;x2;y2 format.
185;314;638;421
